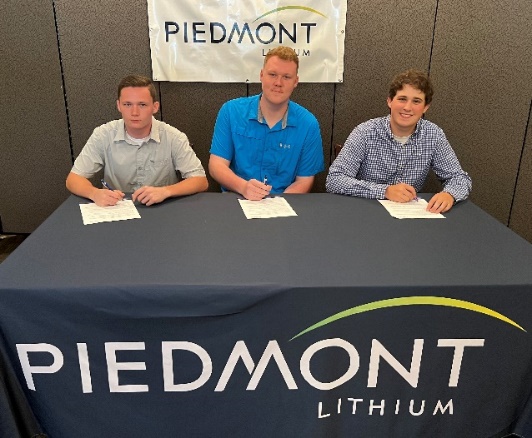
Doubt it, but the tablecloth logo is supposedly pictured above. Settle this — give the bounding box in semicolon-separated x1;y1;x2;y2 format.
290;296;526;341
14;295;525;421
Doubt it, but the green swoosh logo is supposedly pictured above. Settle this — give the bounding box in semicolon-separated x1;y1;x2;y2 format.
253;6;327;23
290;296;526;341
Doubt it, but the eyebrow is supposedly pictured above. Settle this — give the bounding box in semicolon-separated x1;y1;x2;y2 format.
396;95;425;101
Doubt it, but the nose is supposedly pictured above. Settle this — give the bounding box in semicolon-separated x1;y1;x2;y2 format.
403;100;412;110
131;104;140;115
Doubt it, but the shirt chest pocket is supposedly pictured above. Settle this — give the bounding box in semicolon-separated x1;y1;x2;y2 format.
148;157;171;170
234;127;264;167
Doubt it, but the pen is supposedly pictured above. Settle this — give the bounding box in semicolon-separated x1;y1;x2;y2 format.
101;179;114;191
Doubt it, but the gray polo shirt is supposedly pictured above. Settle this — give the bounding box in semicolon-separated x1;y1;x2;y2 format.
72;118;206;192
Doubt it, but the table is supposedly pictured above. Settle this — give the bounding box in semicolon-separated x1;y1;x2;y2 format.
1;192;532;437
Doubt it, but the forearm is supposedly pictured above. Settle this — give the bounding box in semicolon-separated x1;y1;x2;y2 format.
165;176;209;198
326;172;387;199
66;172;99;202
209;157;247;195
441;174;472;202
284;176;314;194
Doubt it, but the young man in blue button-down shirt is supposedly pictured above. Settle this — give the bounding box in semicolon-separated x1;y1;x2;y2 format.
209;46;325;201
326;69;471;213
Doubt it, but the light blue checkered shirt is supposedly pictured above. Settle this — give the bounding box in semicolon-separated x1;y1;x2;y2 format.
326;116;471;201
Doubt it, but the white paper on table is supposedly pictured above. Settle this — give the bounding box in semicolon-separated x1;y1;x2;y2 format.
238;197;298;219
378;198;445;219
79;200;141;225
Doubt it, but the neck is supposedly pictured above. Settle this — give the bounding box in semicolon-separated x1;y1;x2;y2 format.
260;96;288;128
389;121;415;137
125;123;152;139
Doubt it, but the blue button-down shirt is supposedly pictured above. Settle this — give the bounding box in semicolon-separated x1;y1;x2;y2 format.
326;116;471;201
210;94;324;194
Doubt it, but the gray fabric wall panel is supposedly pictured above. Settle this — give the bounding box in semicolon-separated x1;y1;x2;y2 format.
0;1;71;233
54;0;153;159
333;0;437;150
428;0;532;224
2;0;532;243
510;108;532;242
160;83;248;191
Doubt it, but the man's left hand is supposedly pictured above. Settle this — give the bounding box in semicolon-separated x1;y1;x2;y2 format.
132;186;170;206
427;192;455;213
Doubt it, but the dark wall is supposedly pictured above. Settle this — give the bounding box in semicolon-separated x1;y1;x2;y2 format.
1;0;531;242
0;0;72;232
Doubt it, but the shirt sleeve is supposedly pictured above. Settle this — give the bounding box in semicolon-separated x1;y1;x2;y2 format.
210;102;234;161
295;115;325;177
71;126;106;178
432;132;472;202
326;126;388;199
171;132;206;179
172;132;205;179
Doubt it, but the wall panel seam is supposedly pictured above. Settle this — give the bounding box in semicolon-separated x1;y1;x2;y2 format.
508;99;532;227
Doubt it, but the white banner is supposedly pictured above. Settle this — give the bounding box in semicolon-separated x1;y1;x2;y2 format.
147;0;347;83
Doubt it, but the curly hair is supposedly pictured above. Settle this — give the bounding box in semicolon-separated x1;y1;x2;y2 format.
388;69;433;105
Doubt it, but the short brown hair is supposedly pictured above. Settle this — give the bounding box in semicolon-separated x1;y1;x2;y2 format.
117;75;158;102
264;46;299;72
388;69;434;105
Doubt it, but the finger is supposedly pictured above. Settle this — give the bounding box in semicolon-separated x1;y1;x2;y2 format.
404;186;417;197
132;188;143;202
428;201;443;213
139;193;150;204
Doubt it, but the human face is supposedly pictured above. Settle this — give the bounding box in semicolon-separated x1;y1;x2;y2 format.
260;56;299;108
117;86;160;138
387;84;430;136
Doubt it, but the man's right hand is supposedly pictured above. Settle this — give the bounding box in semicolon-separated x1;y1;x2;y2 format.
93;188;124;207
384;183;417;203
242;179;271;201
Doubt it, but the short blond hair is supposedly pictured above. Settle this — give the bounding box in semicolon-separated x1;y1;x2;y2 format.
263;46;299;72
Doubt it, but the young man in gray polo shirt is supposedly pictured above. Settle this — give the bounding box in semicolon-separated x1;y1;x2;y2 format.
66;74;208;206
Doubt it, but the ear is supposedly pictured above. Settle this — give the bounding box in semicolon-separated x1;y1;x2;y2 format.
294;75;299;88
153;101;160;114
423;103;431;114
387;97;392;109
116;100;121;112
259;68;264;82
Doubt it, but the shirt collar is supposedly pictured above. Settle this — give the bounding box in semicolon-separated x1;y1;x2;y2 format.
383;114;424;139
255;94;290;129
115;117;160;144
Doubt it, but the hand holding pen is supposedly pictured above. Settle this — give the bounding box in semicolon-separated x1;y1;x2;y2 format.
98;179;125;206
384;182;417;203
241;176;271;201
